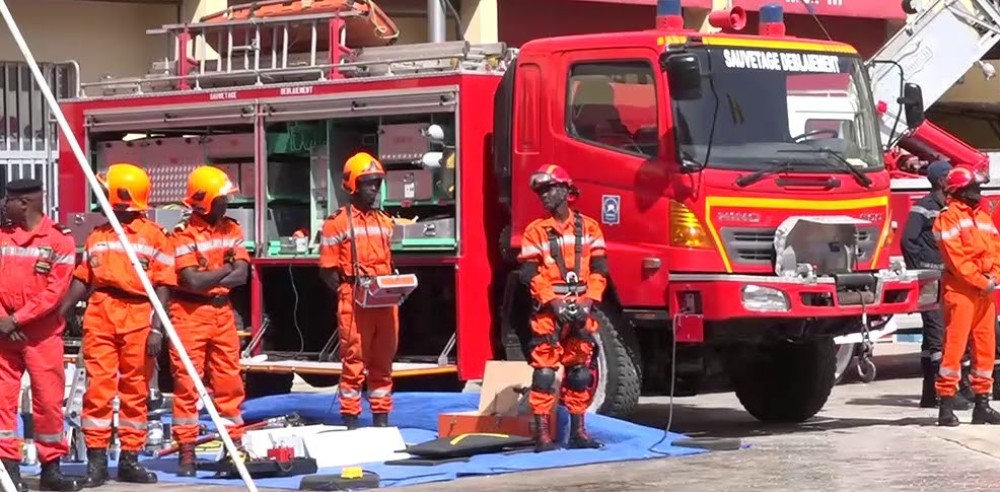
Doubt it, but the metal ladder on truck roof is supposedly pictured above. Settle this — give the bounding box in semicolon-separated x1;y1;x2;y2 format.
868;0;1000;147
79;11;514;98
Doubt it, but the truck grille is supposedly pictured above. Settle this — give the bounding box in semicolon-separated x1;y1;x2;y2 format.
720;227;879;266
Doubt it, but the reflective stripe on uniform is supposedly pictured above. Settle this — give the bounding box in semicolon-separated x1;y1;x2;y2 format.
175;237;244;256
0;430;16;439
172;417;200;426
370;389;391;398
974;369;994;378
935;218;999;240
939;367;961;377
118;419;147;430
909;205;940;219
35;432;64;444
340;388;361;399
82;418;112;429
553;284;587;294
520;234;606;257
321;225;392;247
88;241;174;266
0;246;75;264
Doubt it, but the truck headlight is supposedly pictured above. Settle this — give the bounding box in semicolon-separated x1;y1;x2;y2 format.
741;285;790;312
918;279;940;306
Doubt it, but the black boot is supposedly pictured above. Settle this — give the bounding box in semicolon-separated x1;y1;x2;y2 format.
2;458;26;492
532;414;557;453
38;459;83;492
116;451;157;484
938;396;961;427
176;444;196;477
82;448;108;488
341;413;359;430
971;394;1000;425
924;360;971;410
372;413;389;428
993;367;1000;400
567;413;603;449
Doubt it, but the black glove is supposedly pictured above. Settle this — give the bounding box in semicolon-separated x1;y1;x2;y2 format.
146;329;164;357
549;298;575;325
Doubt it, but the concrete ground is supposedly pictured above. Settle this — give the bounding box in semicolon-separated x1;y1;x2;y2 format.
50;343;1000;492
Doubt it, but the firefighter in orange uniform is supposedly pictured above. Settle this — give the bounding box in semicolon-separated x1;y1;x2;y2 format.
63;163;175;485
168;166;248;476
319;152;398;430
517;164;606;452
934;166;1000;426
0;179;83;492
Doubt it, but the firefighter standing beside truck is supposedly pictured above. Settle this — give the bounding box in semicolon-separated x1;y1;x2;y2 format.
167;166;249;476
901;160;974;410
517;164;606;453
319;152;399;429
933;166;1000;426
0;179;83;492
62;163;174;485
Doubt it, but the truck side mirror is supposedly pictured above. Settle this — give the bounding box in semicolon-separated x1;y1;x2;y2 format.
900;82;925;129
663;53;702;100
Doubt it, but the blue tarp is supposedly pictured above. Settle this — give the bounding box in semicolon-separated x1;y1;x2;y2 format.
29;392;706;489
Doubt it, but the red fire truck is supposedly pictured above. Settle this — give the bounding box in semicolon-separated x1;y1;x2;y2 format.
56;0;940;422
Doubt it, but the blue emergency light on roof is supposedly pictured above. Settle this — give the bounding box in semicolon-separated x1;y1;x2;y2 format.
759;4;786;36
657;0;682;16
656;0;684;30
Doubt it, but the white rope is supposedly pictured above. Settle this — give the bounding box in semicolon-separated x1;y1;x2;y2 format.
0;2;258;490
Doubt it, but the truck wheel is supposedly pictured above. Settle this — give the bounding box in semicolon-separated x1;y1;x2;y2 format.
833;342;857;385
586;309;642;417
729;338;836;423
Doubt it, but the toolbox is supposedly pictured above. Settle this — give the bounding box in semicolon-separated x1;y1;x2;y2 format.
391;217;456;250
385;169;435;202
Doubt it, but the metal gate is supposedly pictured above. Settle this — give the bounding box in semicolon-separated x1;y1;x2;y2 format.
0;61;78;215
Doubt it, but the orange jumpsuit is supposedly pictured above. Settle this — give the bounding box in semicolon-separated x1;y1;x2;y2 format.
518;210;607;415
934;199;1000;397
0;217;75;463
168;214;248;444
74;218;177;451
319;205;398;416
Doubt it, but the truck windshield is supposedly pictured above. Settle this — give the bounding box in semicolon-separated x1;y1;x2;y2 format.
672;47;882;172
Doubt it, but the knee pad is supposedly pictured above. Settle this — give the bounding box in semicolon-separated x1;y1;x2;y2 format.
564;365;593;391
532;368;557;393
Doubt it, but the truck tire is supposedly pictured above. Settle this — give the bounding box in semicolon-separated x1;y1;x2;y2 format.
586;309;642;417
833;342;857;385
729;338;836;423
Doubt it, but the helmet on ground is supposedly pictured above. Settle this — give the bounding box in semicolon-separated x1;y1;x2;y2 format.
98;163;151;212
184;165;238;214
944;166;977;194
342;152;385;194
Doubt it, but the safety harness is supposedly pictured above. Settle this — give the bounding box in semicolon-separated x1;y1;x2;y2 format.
345;204;393;298
531;210;596;350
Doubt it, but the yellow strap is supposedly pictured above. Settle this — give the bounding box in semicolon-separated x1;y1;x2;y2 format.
449;433;510;446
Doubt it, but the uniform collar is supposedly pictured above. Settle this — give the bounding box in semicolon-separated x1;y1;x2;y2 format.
947;198;975;214
188;213;220;231
11;215;52;245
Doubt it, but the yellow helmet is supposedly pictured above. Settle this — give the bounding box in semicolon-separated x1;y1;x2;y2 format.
98;163;151;212
183;165;238;214
341;152;385;194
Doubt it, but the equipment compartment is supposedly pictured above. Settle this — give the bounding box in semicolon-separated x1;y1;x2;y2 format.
385;169;435;202
392;217;457;249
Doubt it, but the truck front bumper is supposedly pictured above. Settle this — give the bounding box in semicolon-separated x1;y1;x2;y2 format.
669;268;941;321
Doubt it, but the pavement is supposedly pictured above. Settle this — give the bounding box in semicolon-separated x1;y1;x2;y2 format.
49;343;1000;492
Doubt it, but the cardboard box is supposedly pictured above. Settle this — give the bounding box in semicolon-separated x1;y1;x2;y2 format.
437;360;559;439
